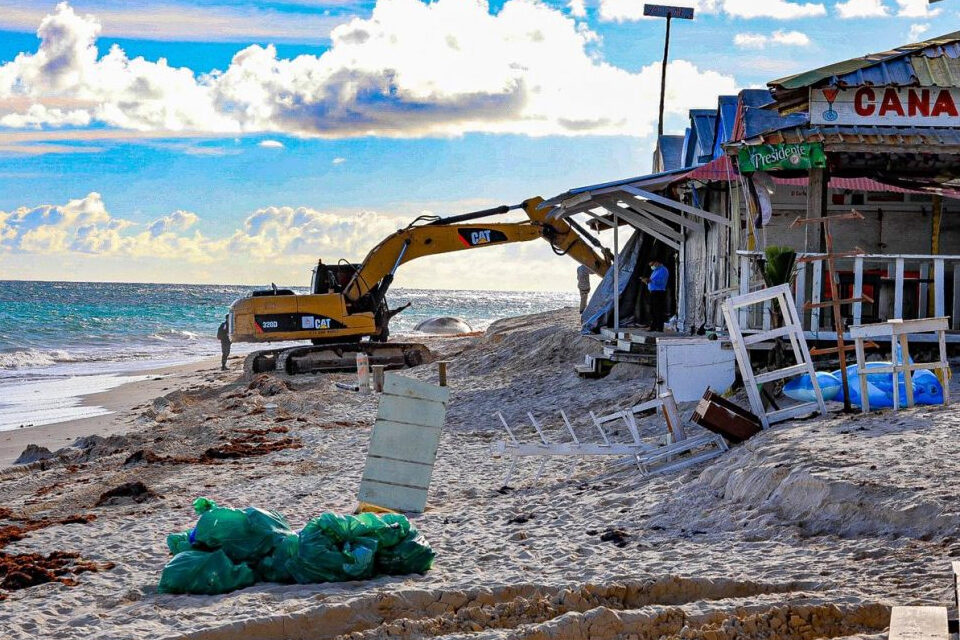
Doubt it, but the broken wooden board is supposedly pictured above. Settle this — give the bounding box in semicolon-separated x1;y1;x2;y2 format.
888;606;948;640
358;373;450;513
691;389;762;444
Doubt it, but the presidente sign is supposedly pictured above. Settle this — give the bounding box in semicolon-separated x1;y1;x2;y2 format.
811;86;960;126
738;142;826;173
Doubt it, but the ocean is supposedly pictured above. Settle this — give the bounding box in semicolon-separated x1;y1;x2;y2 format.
0;280;575;431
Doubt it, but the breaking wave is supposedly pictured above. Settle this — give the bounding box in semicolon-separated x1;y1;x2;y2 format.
0;349;80;369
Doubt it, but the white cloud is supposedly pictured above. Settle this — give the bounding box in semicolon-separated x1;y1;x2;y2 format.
332;157;346;164
734;30;812;49
0;1;344;44
258;139;285;148
0;193;597;290
599;0;823;21
147;210;199;237
895;0;941;17
0;1;736;140
724;0;826;18
908;22;930;41
0;193;399;264
568;0;586;18
835;0;890;17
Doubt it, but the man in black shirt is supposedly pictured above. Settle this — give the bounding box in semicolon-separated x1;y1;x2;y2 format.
217;314;231;370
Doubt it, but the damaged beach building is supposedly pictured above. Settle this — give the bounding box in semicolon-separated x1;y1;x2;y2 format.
543;30;960;382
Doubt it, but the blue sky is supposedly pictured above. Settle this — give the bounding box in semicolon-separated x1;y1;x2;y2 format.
0;0;954;290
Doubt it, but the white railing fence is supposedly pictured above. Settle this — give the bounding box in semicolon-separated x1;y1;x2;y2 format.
736;251;960;334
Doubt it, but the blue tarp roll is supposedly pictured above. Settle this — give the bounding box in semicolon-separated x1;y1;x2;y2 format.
581;231;642;334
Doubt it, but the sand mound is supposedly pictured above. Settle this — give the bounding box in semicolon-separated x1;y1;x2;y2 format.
178;576;834;640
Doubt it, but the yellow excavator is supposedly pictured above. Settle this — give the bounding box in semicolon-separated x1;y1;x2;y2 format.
230;196;611;375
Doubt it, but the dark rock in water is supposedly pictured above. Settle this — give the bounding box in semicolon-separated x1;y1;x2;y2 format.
95;481;159;507
14;444;54;465
414;317;473;335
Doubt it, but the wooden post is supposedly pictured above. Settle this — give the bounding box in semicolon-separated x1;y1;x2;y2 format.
853;256;864;326
807;168;829;253
437;361;449;387
934;258;945;318
894;257;905;319
932;195;943;255
953;264;960;331
371;365;385;392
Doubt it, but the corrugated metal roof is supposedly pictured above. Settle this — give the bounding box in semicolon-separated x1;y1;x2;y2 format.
740;125;960;148
731;89;778;141
771;31;960;91
712;96;738;160
656;135;685;172
743;107;807;139
911;53;960;86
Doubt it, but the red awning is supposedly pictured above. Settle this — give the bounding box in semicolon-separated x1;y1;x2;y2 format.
676;155;926;194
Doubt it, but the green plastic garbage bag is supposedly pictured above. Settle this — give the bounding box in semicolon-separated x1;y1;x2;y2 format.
158;549;256;595
193;496;217;514
255;533;298;583
286;516;379;583
354;512;410;549
166;530;193;555
192;505;294;563
340;537;378;580
374;530;435;575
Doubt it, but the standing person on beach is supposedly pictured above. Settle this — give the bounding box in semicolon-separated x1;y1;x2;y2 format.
640;259;669;332
577;264;592;313
217;315;231;370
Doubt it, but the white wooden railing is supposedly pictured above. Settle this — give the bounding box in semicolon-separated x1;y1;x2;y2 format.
736;251;960;337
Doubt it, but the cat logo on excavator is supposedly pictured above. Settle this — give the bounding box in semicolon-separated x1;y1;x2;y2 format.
457;228;508;247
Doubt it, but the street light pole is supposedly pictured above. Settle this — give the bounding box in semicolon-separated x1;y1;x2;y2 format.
644;5;694;141
657;14;671;140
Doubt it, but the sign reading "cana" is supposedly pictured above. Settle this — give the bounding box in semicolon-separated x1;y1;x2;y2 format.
811;86;960;127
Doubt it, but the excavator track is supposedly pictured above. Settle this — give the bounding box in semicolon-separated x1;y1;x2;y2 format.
243;342;433;378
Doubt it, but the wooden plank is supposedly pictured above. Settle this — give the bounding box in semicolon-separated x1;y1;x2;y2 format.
755;363;809;385
597;203;681;250
919;262;930;319
357;481;429;514
810;86;960;127
811;260;823;331
726;283;793;309
953;264;960;331
382;373;450;404
377;394;447;428
854;256;864;326
887;606;948;640
895;258;905;320
767;402;820;423
796;262;807;328
743;325;795;346
361;457;435;489
629;198;701;231
366;421;441;465
619;184;733;227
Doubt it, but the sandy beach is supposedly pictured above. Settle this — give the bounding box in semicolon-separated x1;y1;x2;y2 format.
0;307;957;639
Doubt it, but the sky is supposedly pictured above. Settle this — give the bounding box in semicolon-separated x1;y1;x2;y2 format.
0;0;955;291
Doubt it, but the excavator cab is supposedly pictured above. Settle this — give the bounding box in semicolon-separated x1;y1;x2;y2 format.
311;260;361;295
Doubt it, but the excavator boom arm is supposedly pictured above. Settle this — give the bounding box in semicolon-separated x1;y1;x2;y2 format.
344;197;611;303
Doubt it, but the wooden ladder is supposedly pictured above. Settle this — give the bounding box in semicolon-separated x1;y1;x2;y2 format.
721;284;827;429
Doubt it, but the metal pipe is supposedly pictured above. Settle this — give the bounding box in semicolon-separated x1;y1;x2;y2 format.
425;204;518;225
614;211;620;331
389;239;411;277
